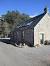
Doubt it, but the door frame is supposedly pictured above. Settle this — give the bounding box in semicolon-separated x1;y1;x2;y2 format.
39;32;45;44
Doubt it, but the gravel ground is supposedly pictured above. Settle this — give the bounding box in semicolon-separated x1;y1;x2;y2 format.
0;42;50;66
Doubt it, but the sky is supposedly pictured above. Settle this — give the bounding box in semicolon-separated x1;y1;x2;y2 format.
0;0;50;16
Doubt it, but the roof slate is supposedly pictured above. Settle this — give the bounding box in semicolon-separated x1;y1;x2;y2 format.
17;13;45;29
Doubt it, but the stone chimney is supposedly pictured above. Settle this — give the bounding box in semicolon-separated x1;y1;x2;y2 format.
44;7;47;14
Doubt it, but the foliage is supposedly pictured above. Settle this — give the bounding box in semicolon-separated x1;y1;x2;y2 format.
0;10;30;37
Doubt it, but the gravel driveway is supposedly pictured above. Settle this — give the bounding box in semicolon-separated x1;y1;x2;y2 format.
0;42;50;66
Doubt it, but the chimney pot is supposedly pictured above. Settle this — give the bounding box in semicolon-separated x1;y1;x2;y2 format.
44;7;47;14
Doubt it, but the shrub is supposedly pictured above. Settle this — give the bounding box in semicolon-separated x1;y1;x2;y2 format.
44;40;48;45
44;40;50;45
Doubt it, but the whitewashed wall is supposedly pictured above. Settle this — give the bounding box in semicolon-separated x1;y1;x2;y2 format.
34;13;50;45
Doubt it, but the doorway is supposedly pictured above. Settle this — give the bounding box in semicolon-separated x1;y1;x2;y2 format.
40;33;44;44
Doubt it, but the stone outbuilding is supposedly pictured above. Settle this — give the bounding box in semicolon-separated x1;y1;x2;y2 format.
10;7;50;46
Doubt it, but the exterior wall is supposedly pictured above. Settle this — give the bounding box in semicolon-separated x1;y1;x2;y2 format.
14;29;34;46
34;13;50;46
16;30;22;42
24;29;34;46
10;30;22;43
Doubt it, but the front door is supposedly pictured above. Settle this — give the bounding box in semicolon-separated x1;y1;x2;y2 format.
40;33;44;44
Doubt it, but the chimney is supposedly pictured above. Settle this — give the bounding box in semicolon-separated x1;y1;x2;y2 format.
44;7;47;14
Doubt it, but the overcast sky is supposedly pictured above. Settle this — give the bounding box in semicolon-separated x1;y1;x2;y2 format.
0;0;50;16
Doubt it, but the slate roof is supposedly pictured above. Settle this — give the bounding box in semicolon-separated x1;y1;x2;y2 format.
17;13;45;29
29;13;45;28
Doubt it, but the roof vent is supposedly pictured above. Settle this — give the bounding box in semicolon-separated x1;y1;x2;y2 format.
44;7;47;14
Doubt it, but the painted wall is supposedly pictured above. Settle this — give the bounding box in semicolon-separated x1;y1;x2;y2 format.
34;13;50;45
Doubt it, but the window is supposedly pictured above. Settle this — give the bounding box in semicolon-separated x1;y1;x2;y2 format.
27;21;33;25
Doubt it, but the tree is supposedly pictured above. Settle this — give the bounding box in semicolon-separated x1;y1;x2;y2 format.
2;10;30;32
0;10;30;37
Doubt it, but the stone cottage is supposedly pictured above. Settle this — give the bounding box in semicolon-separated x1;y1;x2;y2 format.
10;7;50;46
